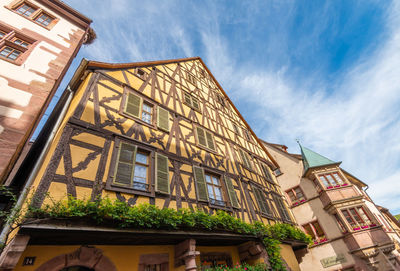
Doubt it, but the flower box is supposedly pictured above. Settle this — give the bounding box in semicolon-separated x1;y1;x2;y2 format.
353;227;361;231
327;186;333;189
300;199;306;203
361;225;369;229
370;224;377;227
335;185;341;188
341;183;348;186
293;202;299;206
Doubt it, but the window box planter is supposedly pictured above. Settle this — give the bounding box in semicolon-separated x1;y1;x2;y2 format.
341;183;348;186
353;227;361;231
300;199;306;203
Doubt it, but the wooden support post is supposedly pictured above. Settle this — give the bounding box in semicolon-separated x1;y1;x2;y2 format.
238;241;270;268
174;239;200;271
0;234;30;270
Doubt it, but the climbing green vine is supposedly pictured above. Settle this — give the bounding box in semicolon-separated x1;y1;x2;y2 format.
26;197;312;270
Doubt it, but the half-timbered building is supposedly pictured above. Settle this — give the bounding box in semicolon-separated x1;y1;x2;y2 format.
1;57;305;270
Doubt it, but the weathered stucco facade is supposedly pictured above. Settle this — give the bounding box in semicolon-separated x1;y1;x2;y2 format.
263;142;400;271
0;0;93;184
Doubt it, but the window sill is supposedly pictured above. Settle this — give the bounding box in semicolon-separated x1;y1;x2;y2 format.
325;184;349;190
106;183;153;197
310;238;329;247
291;199;307;207
121;111;156;130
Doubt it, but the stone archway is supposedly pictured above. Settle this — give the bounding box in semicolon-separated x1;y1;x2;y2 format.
36;246;117;271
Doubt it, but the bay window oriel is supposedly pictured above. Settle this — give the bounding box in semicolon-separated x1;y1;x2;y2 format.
340;206;376;231
318;171;347;189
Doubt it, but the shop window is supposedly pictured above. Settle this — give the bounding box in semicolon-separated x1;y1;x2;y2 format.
200;252;233;269
286;186;306;206
318;172;347;189
303;220;327;245
341;206;376;231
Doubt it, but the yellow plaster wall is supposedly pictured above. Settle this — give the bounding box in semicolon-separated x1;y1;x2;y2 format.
280;244;300;271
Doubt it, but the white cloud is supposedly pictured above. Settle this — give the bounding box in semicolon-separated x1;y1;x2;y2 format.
63;0;400;213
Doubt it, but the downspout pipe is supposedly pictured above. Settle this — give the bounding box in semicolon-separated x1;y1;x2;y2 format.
0;85;74;245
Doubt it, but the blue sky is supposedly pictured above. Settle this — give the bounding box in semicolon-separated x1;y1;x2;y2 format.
36;0;400;214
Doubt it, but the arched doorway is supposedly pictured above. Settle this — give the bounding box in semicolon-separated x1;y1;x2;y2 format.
60;267;94;271
36;246;117;271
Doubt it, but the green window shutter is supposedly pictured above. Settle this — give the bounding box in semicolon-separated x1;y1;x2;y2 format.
184;93;192;106
192;97;200;110
239;149;252;169
205;131;215;150
261;163;273;182
252;185;270;215
196;127;207;147
225;176;239;208
157;107;170;132
274;195;291;221
125;92;142;118
155;153;170;194
193;166;208;202
114;142;136;186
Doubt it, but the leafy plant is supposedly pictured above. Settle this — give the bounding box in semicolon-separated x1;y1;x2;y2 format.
26;196;312;270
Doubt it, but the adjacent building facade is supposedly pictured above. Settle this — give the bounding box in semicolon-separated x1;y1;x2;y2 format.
264;141;400;270
0;0;93;184
0;57;305;270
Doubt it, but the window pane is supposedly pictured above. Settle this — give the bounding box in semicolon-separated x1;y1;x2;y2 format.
357;207;371;224
294;187;304;199
0;47;12;56
205;175;212;184
9;51;20;60
135;153;147;164
35;14;53;26
342;210;356;226
287;191;296;202
134;165;147;178
0;31;5;38
303;224;316;240
214;187;223;201
333;173;344;184
211;176;219;185
312;222;325;237
16;4;36;16
319;176;330;187
207;184;214;199
14;39;29;48
326;174;337;185
349;208;364;224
